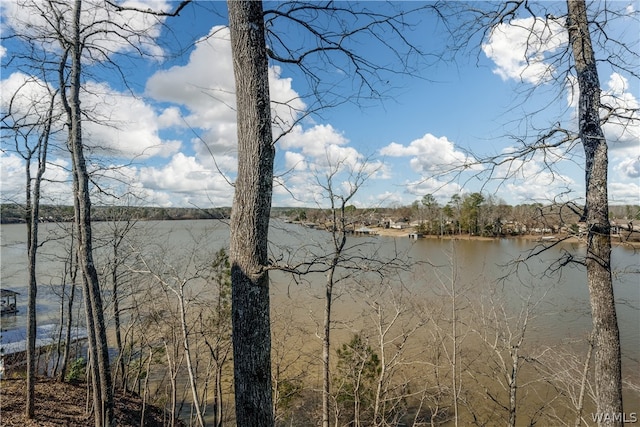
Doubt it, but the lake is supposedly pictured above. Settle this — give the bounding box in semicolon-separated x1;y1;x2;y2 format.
1;219;638;382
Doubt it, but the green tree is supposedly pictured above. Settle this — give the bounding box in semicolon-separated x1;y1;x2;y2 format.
421;193;440;234
334;334;381;427
460;193;485;235
203;248;233;427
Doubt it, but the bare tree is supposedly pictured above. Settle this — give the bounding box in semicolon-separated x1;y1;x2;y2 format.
360;277;428;426
1;75;59;417
199;248;233;427
533;336;597;426
467;284;550;427
441;3;638;423
314;157;379;427
227;1;276;425
94;207;142;392
270;302;310;425
566;1;622;421
426;244;473;427
3;1;193;423
55;223;80;383
271;154;411;427
134;238;213;427
57;3;114;424
224;3;438;422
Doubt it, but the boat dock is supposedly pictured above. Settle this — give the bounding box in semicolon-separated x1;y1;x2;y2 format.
1;289;19;316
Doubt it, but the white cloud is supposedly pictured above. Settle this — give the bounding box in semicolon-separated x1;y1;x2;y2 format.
277;124;364;173
147;26;305;138
609;181;640;205
138;153;234;206
565;72;640;184
279;123;347;149
369;190;406;207
601;73;640;150
272;123;389;207
616;157;640;179
1;73;182;159
145;25;311;204
0;152;25;202
80;81;182;159
146;26;236;125
158;107;183;128
0;44;6;59
0;152;73;205
482;17;567;85
486;146;579;203
1;72;57;122
140;153;226;191
1;72;188;205
625;3;636;15
284;151;307;172
405;178;463;203
380;133;470;174
1;0;170;60
504;175;576;204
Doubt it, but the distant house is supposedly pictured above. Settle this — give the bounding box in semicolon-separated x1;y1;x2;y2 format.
390;220;409;229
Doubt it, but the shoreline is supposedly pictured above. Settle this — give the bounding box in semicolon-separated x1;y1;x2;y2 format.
368;226;640;248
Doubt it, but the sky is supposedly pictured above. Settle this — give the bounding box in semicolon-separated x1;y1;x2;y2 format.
1;0;639;210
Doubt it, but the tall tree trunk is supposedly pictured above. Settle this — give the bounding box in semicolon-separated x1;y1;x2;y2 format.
111;230;125;392
25;138;38;419
566;1;623;425
59;278;77;382
227;1;275;425
25;147;38;419
177;285;205;427
62;1;115;425
322;265;336;427
25;86;55;418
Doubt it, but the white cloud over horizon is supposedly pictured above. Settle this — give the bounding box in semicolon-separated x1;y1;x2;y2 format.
1;6;637;209
1;0;171;60
478;15;639;205
482;17;567;85
380;133;471;175
143;25;382;207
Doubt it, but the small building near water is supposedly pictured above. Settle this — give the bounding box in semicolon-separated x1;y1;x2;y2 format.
354;227;378;236
1;289;19;316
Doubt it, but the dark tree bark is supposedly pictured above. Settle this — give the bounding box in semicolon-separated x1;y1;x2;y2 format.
566;0;622;424
60;1;115;425
227;1;275;425
23;87;56;419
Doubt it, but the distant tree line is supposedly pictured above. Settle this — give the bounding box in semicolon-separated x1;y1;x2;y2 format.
3;201;636;233
0;204;230;224
279;195;639;238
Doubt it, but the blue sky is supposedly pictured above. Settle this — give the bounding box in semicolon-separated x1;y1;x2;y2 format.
1;1;638;209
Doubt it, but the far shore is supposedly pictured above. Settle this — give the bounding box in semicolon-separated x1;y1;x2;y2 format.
366;226;640;248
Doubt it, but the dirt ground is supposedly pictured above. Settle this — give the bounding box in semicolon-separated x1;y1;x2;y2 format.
0;377;181;426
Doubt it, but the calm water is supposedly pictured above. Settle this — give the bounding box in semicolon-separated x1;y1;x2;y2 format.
1;219;638;374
